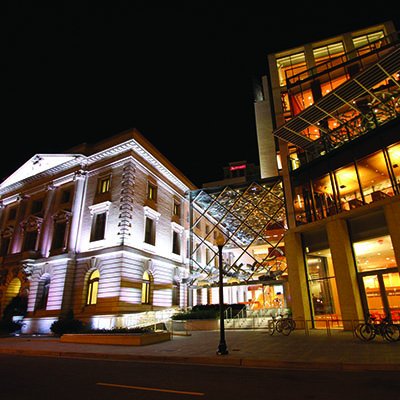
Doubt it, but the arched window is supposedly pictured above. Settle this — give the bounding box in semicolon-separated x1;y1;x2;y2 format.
4;278;21;309
141;271;152;304
36;275;50;310
86;269;100;305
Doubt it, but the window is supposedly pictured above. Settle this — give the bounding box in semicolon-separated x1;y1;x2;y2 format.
0;236;10;257
141;271;152;304
23;230;38;252
276;52;306;87
144;217;156;245
86;269;100;305
147;182;157;201
60;189;71;204
36;276;50;310
51;221;67;250
31;199;43;215
7;207;17;221
90;212;106;242
173;201;180;217
97;176;111;194
172;230;181;255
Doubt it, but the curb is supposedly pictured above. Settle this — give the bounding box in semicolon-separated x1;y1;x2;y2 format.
1;347;400;371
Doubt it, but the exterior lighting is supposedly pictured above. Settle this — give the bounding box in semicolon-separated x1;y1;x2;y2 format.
215;233;228;355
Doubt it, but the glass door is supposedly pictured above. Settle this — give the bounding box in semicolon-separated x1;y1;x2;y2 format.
360;270;400;323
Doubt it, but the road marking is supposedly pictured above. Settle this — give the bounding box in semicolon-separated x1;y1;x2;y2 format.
97;382;205;396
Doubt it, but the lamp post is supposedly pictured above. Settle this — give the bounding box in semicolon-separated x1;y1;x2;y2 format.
216;234;228;355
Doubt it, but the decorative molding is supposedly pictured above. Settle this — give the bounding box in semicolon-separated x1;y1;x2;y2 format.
20;215;44;232
143;206;161;221
118;162;135;243
89;201;111;215
171;221;185;234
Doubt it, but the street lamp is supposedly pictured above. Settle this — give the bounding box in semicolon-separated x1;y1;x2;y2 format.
216;233;228;355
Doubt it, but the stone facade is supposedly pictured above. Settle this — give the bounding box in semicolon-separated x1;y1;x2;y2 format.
0;129;196;333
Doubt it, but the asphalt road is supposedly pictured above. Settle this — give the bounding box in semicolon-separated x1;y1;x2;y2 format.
2;354;400;399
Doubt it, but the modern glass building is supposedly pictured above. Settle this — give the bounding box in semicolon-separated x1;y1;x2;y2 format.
254;20;400;329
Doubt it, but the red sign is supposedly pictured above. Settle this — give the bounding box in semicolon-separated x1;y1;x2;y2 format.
229;164;246;171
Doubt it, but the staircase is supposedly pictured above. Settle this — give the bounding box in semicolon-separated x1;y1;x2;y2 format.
224;308;290;330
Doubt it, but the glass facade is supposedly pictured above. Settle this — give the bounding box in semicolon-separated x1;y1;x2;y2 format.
353;234;400;322
293;141;400;225
189;178;289;315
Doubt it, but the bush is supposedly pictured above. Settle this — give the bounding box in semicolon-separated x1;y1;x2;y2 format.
50;311;85;336
2;296;27;321
0;319;24;334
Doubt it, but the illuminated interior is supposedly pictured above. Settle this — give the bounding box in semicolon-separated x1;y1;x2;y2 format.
190;179;289;312
353;235;400;321
293;141;400;224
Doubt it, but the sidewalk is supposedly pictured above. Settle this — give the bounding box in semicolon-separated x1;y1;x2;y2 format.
1;329;400;371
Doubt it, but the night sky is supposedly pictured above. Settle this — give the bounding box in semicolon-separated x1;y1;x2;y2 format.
3;4;399;187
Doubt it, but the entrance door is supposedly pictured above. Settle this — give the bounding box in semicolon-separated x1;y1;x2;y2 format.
360;270;400;322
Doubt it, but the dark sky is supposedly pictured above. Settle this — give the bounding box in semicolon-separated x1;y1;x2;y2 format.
3;4;399;187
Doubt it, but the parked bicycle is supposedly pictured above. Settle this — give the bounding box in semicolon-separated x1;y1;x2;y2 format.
268;314;296;336
354;314;400;342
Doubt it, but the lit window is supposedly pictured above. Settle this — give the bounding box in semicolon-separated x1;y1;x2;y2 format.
97;176;111;194
141;271;152;304
147;182;157;201
86;269;100;305
173;201;181;217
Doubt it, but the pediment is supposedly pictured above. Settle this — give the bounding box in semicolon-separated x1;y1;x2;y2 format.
0;154;81;190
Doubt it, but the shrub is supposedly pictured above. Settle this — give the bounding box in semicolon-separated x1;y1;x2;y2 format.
50;311;85;336
0;319;24;334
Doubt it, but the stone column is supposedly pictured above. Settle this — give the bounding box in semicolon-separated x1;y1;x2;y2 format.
38;183;56;257
68;169;87;253
326;219;364;330
285;231;311;324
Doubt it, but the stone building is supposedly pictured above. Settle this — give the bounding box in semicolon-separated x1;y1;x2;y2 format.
0;129;196;333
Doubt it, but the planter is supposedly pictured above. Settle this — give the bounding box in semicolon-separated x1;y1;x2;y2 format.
172;319;219;331
60;331;171;346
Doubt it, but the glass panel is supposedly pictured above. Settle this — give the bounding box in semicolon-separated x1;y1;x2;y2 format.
362;275;385;320
293;183;313;225
353;235;396;273
334;163;362;210
276;52;306;87
387;142;400;188
356;150;393;203
383;272;400;323
312;174;336;219
305;246;341;327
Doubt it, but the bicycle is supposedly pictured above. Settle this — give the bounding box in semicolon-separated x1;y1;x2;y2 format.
354;315;400;342
268;314;296;336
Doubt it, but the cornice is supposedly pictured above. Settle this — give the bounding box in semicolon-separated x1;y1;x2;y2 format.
0;137;191;198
